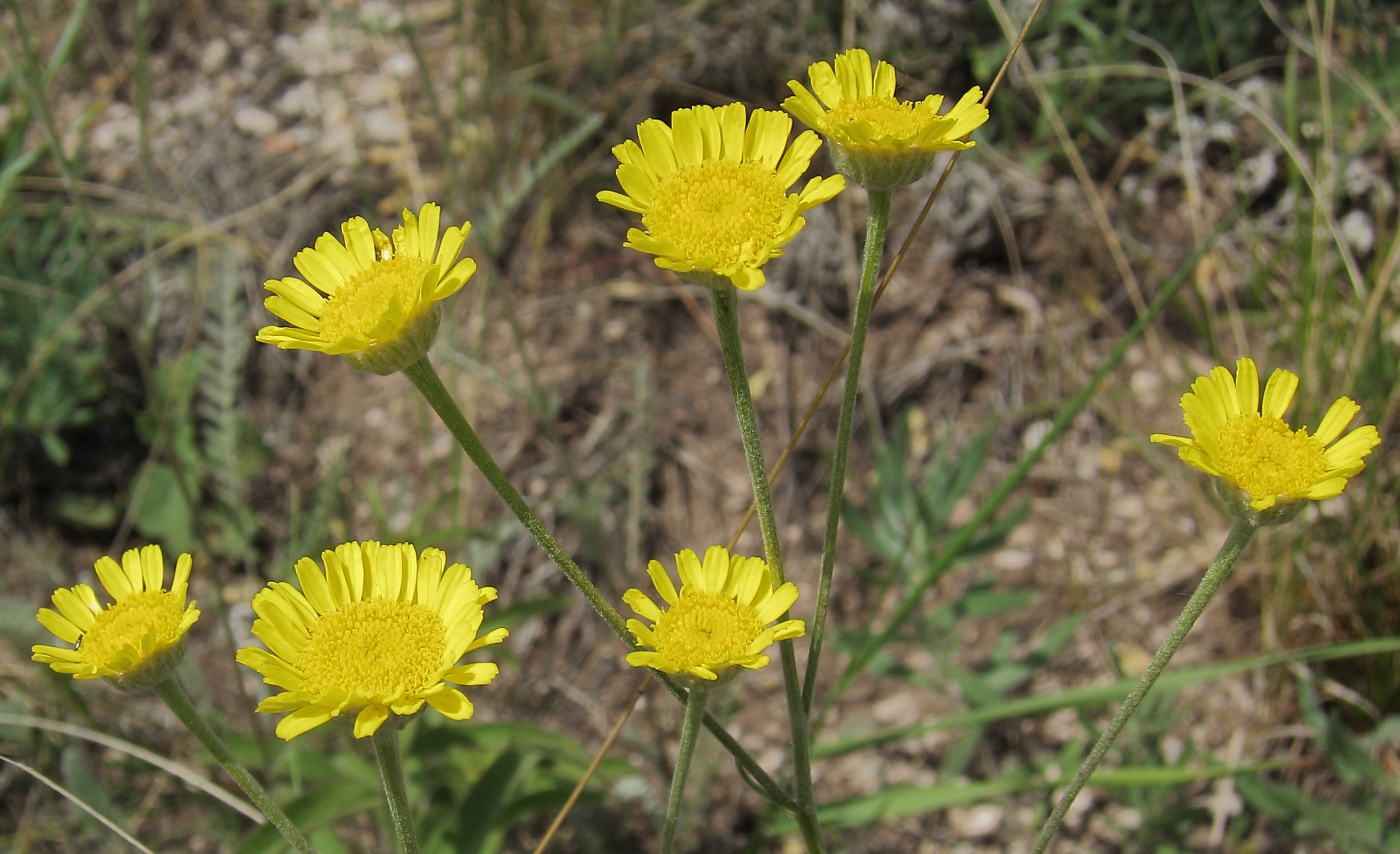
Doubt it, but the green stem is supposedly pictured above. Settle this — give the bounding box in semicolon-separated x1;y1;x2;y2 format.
826;205;1246;710
151;677;315;854
403;357;627;640
803;189;891;715
372;725;419;854
401;356;795;811
1031;516;1256;853
660;684;710;854
707;286;826;854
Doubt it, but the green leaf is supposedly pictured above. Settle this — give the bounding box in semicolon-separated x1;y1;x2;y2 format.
129;462;198;555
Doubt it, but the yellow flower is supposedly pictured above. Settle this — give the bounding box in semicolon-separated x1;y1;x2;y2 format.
236;541;507;740
596;103;845;292
783;48;990;190
623;546;805;683
256;202;476;375
33;545;200;690
1151;358;1381;520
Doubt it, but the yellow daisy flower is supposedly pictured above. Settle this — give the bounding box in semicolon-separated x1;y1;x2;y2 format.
623;546;806;683
1151;357;1381;521
596;103;845;292
783;48;990;190
33;545;200;691
236;541;507;741
256;202;476;375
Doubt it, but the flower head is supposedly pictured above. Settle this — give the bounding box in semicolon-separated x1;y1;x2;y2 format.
33;545;200;691
623;546;805;683
783;48;990;190
256;202;476;375
1151;358;1381;523
597;103;845;292
236;541;506;740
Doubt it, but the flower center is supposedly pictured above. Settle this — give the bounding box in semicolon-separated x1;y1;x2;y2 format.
651;592;765;672
79;591;186;667
643;160;788;269
297;598;446;698
1216;413;1327;500
826;95;926;141
319;256;429;344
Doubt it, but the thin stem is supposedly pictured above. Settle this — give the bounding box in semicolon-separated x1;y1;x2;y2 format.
403;357;627;640
826;204;1247;710
151;677;316;854
372;725;419;854
402;356;794;810
707;287;825;853
803;189;892;715
1031;516;1257;853
660;684;710;854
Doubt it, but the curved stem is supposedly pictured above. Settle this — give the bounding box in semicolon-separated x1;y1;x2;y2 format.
402;356;794;811
803;189;891;715
403;357;627;640
152;677;316;854
707;287;825;853
372;726;419;854
660;684;710;854
1031;516;1256;853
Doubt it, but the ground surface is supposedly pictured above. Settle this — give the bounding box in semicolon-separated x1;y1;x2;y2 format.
2;2;1396;852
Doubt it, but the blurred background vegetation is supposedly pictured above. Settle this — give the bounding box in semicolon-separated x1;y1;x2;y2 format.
1;0;1397;851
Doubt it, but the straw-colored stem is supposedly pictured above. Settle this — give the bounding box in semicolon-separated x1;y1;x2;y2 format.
151;677;315;854
707;287;826;853
372;726;419;854
1031;516;1256;853
659;684;710;854
803;189;891;714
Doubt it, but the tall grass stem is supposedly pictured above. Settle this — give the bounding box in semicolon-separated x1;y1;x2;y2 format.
707;287;826;853
659;684;710;854
803;189;891;715
1030;516;1257;853
372;725;419;854
151;677;316;854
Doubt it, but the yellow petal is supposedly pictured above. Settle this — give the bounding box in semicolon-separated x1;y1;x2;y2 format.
1261;368;1299;420
1314;397;1361;446
353;704;390;738
1234;357;1260;416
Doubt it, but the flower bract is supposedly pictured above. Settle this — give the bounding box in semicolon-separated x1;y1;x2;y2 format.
256;202;476;374
783;48;990;189
623;546;805;682
596;102;845;292
236;541;507;740
33;545;200;690
1150;357;1380;520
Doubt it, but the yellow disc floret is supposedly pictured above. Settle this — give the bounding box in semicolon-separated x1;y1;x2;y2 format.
78;590;190;670
643;160;789;274
650;591;767;675
316;255;431;347
1213;414;1326;501
296;599;446;699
